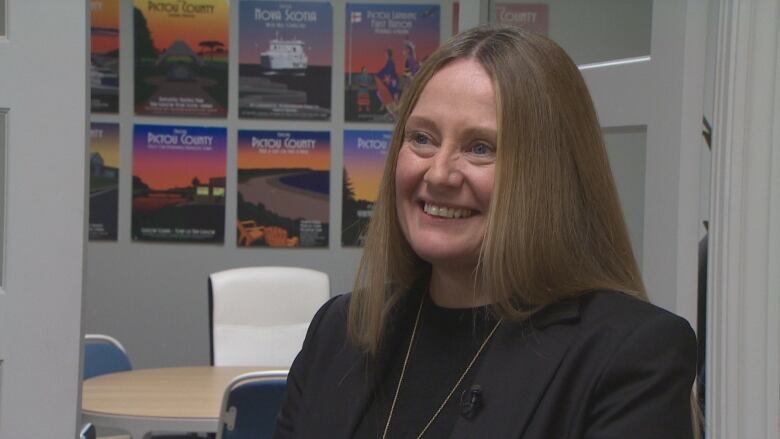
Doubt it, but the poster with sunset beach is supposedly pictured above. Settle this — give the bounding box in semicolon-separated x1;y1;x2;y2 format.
89;123;119;240
342;129;391;246
344;3;439;122
91;0;119;113
134;0;229;117
237;130;330;248
239;1;332;120
132;124;226;243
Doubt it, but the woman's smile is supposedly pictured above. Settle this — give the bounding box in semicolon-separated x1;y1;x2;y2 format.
395;58;497;272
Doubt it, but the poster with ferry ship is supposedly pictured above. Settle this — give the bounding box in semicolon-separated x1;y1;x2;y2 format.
342;129;392;246
239;1;332;120
132;124;226;243
133;0;229;117
237;130;330;247
344;3;440;123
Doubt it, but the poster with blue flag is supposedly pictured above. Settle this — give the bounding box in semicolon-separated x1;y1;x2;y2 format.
344;3;440;122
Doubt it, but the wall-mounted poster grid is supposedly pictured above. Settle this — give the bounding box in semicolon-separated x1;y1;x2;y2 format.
134;0;229;117
344;3;440;122
342;130;391;246
89;122;120;240
239;1;332;120
90;0;119;113
237;130;330;248
132;124;227;243
493;3;548;35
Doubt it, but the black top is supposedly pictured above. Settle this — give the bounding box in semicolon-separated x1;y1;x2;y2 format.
274;291;697;439
353;295;499;439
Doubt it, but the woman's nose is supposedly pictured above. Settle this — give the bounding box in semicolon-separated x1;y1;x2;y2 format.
424;147;463;188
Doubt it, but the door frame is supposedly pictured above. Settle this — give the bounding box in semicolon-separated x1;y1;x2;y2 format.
706;0;780;437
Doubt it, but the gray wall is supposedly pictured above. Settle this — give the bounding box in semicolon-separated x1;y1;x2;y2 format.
85;0;653;368
86;0;458;368
489;0;653;65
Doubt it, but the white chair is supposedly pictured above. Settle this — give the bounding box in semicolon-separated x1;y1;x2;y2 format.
208;267;330;367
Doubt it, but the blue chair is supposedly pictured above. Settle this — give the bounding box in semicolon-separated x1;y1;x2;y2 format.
83;334;132;380
217;371;288;439
80;423;96;439
83;335;202;439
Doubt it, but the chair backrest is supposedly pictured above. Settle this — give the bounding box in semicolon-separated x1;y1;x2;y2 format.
83;334;132;380
208;266;330;367
217;370;288;439
80;423;96;439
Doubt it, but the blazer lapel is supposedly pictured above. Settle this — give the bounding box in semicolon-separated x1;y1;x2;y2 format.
450;299;581;439
314;347;372;439
310;295;416;439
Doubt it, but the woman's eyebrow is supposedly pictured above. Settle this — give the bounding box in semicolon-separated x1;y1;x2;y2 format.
460;127;498;143
404;115;436;130
406;115;496;138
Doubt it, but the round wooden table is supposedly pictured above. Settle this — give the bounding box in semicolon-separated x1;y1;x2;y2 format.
82;366;275;439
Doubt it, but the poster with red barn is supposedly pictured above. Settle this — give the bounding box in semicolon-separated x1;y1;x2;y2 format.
132;124;227;243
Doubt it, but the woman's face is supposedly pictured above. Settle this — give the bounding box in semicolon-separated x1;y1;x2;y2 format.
395;58;497;272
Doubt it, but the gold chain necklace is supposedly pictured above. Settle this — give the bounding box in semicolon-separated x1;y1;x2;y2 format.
381;295;503;439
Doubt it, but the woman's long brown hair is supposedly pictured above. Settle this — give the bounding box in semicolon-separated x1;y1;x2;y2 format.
348;25;645;356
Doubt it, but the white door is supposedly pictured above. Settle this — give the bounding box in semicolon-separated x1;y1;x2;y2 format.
579;0;707;324
0;1;88;437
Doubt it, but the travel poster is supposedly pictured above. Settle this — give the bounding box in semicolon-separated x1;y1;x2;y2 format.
493;4;548;35
342;130;391;246
344;3;440;122
90;0;120;113
237;130;330;248
239;2;332;120
89;123;120;240
452;2;459;35
132;124;227;243
133;0;229;117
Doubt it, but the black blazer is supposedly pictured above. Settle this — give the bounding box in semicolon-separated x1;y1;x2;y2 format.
274;291;697;438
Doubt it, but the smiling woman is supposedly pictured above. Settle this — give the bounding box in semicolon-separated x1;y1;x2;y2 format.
394;59;497;306
274;25;697;439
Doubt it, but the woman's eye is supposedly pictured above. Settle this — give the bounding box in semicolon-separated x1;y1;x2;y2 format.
472;142;493;155
413;133;429;145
